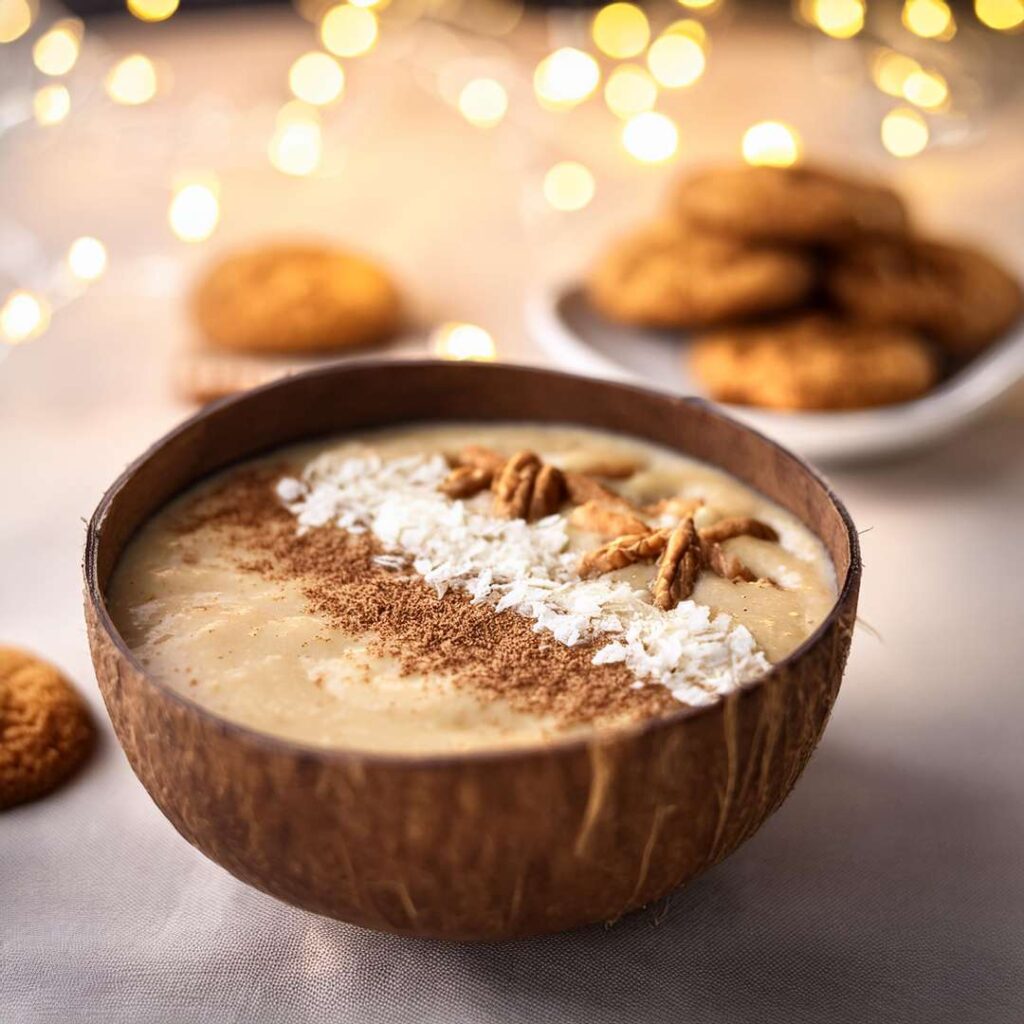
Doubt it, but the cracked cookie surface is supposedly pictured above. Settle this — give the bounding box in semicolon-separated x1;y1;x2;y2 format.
192;242;402;354
691;314;937;411
1;647;94;810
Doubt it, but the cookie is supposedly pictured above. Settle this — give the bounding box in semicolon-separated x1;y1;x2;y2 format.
674;165;909;245
691;315;937;411
587;221;815;329
192;243;402;354
1;647;94;810
828;238;1022;355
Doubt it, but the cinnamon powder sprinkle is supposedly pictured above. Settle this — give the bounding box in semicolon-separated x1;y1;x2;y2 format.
171;466;679;727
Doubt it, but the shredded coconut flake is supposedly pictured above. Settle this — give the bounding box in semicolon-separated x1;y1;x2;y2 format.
277;451;772;705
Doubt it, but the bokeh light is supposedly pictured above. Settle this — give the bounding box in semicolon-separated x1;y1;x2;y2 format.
622;111;679;163
742;121;803;167
872;50;921;97
881;107;929;157
269;119;323;176
67;237;108;282
533;48;600;110
0;0;33;44
676;0;720;8
127;0;179;23
810;0;865;38
289;51;345;105
591;3;650;60
975;0;1024;29
169;181;220;242
543;161;596;212
33;84;71;125
32;20;82;76
664;18;707;45
647;33;706;88
431;322;497;362
902;0;956;38
1;291;50;344
457;78;508;128
105;54;158;105
320;4;378;57
604;64;658;118
903;68;949;109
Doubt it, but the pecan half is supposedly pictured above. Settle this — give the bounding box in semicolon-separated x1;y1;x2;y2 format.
564;472;639;513
579;528;669;578
701;541;758;583
528;463;567;521
699;516;778;545
457;444;506;474
439;465;492;499
570;500;649;539
491;451;566;521
653;519;702;610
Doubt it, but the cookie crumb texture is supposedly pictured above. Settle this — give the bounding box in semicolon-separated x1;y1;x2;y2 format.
0;647;94;810
192;242;402;354
693;315;937;411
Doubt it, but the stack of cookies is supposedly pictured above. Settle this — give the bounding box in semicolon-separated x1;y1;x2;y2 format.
588;164;1023;412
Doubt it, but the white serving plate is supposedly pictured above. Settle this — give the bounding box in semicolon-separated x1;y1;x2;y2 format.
526;282;1024;463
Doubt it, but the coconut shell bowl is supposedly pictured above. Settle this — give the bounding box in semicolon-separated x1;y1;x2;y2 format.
84;361;860;942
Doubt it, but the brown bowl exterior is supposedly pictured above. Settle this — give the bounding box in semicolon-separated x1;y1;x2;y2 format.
84;361;859;941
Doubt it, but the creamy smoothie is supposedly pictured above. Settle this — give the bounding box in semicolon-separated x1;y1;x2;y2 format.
108;423;836;753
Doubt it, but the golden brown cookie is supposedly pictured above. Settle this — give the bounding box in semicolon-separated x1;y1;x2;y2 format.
691;315;937;411
674;165;909;245
1;647;94;810
192;243;402;354
828;238;1022;355
587;221;815;329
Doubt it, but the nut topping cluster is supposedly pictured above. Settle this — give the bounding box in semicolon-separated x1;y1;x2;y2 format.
439;444;779;610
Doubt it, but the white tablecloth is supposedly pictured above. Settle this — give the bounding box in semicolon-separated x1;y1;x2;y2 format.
2;10;1023;1022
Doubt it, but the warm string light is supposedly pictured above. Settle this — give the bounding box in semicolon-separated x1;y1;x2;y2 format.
975;0;1024;30
457;78;508;128
533;47;600;110
320;4;378;58
543;161;595;211
32;19;83;76
647;23;707;89
902;68;949;110
127;0;179;23
902;0;956;39
591;3;650;60
742;121;803;166
1;291;50;344
169;179;221;242
872;49;921;96
105;54;159;105
881;106;929;157
0;0;33;44
289;51;345;105
808;0;865;39
622;111;679;163
269;104;323;176
604;63;658;118
67;237;108;282
33;84;71;125
430;322;497;361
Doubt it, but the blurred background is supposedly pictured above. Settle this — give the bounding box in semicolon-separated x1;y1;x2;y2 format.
1;0;1022;376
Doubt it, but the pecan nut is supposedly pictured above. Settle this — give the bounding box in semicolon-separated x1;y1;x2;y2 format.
652;519;702;610
439;465;492;499
579;528;669;578
570;500;649;539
